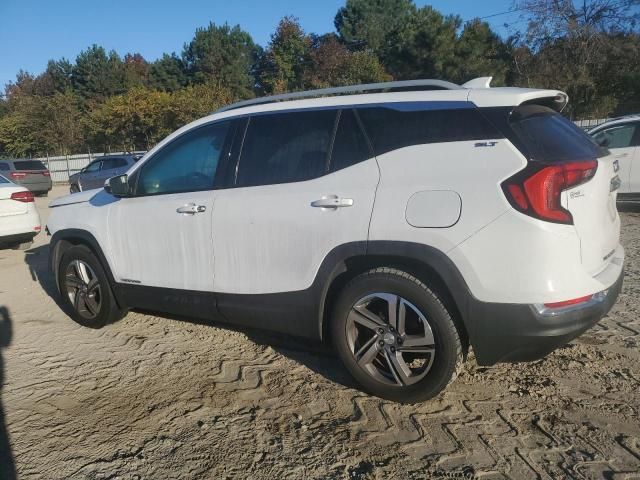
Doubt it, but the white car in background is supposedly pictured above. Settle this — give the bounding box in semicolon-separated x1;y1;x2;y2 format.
0;174;41;249
589;115;640;203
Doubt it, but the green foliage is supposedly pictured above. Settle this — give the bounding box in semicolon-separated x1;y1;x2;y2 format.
182;22;260;98
258;17;313;94
0;0;638;156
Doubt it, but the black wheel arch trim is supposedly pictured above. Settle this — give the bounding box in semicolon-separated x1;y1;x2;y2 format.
49;229;124;307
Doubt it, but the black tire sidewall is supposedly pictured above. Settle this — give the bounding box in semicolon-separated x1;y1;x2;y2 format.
58;245;117;328
332;271;460;403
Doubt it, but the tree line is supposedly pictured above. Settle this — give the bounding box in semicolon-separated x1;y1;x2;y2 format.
0;0;638;157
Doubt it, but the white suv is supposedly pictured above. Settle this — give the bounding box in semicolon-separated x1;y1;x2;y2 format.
47;78;624;403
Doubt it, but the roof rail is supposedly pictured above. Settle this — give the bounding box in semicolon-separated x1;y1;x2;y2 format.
216;79;462;113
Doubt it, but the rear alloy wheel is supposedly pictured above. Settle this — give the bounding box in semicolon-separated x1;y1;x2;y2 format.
58;245;123;328
332;268;462;403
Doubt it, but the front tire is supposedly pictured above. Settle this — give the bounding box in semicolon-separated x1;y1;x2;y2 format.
70;184;80;193
58;245;123;328
331;268;462;403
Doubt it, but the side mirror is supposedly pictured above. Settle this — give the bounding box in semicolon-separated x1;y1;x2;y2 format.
104;174;131;197
597;137;610;147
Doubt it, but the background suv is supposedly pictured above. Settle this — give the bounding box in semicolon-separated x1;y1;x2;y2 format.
589;115;640;204
46;78;624;403
0;159;52;196
69;154;142;193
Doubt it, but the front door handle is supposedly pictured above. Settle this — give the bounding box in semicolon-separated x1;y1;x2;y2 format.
311;195;354;209
615;153;629;158
177;203;206;215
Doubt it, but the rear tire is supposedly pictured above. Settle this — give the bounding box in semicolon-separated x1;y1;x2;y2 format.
58;245;123;328
331;267;462;403
69;184;80;193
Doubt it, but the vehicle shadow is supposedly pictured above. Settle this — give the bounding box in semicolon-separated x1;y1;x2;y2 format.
23;244;357;391
0;306;17;480
135;310;358;391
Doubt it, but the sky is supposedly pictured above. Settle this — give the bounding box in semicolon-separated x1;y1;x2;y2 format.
0;0;523;89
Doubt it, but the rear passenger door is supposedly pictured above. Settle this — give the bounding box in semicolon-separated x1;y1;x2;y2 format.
211;109;379;296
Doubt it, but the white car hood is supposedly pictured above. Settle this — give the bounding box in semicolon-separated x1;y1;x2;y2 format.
49;188;102;207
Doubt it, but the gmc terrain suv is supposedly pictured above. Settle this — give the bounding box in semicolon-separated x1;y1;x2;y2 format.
47;78;624;403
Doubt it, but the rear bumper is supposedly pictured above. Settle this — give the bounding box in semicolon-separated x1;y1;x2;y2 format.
0;231;37;245
470;268;624;365
19;180;52;193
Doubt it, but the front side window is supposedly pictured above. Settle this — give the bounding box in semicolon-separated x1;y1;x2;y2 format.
85;161;101;173
137;122;230;195
593;123;638;149
236;110;337;187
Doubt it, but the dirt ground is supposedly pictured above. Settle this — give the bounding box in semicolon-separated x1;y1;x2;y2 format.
0;185;638;479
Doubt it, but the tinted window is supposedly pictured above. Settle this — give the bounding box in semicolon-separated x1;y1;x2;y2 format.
593;123;637;149
137;122;230;195
330;110;372;172
101;158;128;170
358;104;500;156
85;161;101;173
0;163;9;171
509;105;605;162
236;110;337;187
13;160;47;170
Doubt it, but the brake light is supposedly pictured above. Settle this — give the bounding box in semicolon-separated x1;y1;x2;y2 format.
10;172;27;179
544;294;593;309
42;171;50;176
502;160;598;224
10;191;34;203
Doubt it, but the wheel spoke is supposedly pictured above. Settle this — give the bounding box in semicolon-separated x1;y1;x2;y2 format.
65;275;84;289
74;291;85;312
384;350;411;386
84;295;99;316
378;293;399;330
354;335;377;359
87;278;100;295
350;306;385;331
357;341;381;367
76;261;91;285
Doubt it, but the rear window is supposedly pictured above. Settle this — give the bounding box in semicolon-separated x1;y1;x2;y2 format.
13;160;47;171
0;163;9;171
508;105;606;162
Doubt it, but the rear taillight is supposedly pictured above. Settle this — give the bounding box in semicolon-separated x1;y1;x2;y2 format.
10;172;27;179
502;160;598;224
10;191;34;203
42;171;50;177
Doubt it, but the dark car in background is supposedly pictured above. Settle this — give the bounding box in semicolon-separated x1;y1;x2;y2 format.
69;154;142;193
0;159;52;196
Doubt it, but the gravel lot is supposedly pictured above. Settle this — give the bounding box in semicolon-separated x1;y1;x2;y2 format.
0;185;639;479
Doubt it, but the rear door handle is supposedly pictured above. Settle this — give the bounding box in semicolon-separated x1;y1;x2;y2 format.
311;195;354;209
177;203;206;215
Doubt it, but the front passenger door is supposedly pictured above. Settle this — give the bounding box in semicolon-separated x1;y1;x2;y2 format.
107;121;233;292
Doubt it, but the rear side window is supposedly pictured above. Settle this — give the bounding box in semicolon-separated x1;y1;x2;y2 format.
101;158;128;170
592;123;638;149
237;110;336;187
13;160;47;170
508;105;605;162
357;104;500;157
0;163;9;171
330;110;372;172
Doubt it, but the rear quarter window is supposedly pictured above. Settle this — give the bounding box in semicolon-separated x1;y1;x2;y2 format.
357;104;501;157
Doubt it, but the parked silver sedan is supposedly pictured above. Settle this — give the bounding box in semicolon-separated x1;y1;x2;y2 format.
69;154;142;193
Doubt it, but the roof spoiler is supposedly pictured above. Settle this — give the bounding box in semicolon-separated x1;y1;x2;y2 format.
462;77;492;89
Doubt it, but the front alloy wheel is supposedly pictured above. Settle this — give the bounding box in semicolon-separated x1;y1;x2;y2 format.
65;260;102;319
